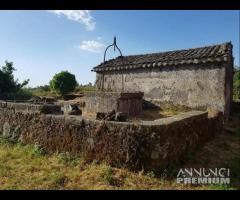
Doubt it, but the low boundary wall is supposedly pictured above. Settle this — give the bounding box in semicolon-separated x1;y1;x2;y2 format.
0;101;223;171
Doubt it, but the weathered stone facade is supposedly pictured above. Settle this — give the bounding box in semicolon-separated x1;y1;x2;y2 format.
95;64;228;113
92;42;233;117
84;92;143;117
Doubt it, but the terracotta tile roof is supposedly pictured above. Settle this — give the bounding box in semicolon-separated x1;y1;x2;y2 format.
92;42;232;72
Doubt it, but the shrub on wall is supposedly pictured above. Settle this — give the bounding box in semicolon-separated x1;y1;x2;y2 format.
49;71;78;96
7;89;33;101
233;67;240;101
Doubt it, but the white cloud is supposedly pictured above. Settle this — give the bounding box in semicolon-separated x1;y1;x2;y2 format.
49;10;96;31
78;40;106;53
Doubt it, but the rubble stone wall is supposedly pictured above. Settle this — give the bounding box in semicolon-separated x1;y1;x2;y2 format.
0;102;222;171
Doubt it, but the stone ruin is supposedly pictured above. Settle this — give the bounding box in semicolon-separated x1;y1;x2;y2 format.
0;100;223;172
92;41;234;118
84;91;144;122
0;73;224;172
28;96;56;104
0;40;231;172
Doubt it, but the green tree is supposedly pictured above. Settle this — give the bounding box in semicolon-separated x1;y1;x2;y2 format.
233;66;240;100
39;85;50;91
0;61;29;94
49;71;77;96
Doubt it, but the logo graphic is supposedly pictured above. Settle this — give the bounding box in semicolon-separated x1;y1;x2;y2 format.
176;168;230;185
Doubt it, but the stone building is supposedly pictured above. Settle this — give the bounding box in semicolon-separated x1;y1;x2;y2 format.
92;42;234;116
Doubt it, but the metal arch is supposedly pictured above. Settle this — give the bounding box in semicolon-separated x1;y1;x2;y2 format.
103;36;123;63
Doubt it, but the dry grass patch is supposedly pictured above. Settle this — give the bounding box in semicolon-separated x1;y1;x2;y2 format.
0;103;239;190
0;136;237;190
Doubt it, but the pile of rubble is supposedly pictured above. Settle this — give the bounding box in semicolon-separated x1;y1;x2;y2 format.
28;96;56;104
39;104;63;115
67;104;82;115
96;110;128;122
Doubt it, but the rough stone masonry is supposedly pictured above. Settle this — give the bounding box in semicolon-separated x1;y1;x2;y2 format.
0;101;223;172
92;42;234;117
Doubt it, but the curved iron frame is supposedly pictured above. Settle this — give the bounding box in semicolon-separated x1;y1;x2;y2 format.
103;36;123;63
102;37;124;92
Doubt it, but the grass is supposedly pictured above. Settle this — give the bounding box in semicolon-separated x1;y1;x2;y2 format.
0;104;239;190
0;129;239;190
23;84;96;100
5;89;33;101
0;139;166;190
75;85;96;93
139;109;181;121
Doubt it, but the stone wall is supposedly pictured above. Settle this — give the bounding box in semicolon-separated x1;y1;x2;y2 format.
96;63;229;115
0;102;223;172
0;101;41;112
84;92;143;117
84;92;119;113
117;92;143;117
0;101;63;114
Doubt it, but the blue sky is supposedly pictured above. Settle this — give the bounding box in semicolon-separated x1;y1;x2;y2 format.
0;10;239;87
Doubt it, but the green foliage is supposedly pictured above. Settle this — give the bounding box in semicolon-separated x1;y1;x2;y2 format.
0;133;239;189
38;85;50;92
56;152;81;167
233;66;240;100
226;156;240;186
49;71;77;96
0;61;29;95
0;136;14;146
102;166;115;185
24;85;57;98
30;144;46;156
75;82;96;93
7;88;33;101
206;184;235;190
146;171;156;178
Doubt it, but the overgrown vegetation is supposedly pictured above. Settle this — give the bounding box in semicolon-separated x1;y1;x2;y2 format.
0;61;30;100
0;102;239;190
0;133;238;190
233;66;240;101
0;60;239;189
25;85;54;97
23;82;95;99
75;82;96;93
49;71;78;96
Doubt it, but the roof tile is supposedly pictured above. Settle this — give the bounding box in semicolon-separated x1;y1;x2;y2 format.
92;42;232;72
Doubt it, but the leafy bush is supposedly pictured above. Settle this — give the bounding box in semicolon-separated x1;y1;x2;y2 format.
0;136;14;146
0;61;29;96
75;82;96;93
30;144;46;156
102;166;115;185
233;67;240;100
25;85;56;97
6;89;32;101
49;71;77;96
